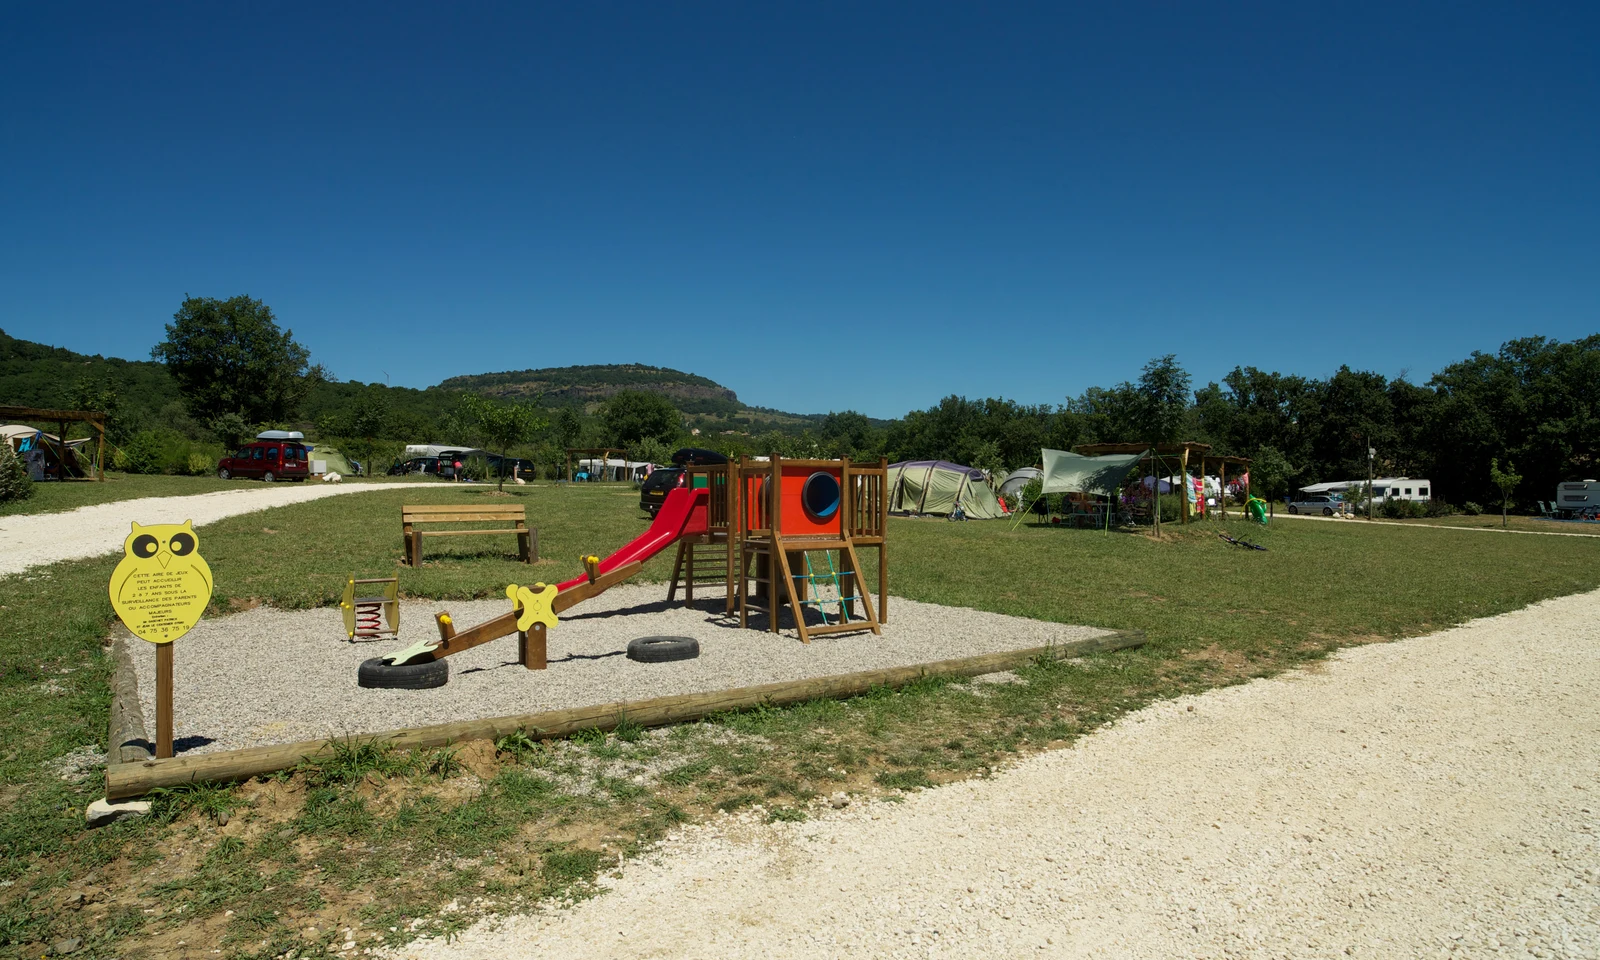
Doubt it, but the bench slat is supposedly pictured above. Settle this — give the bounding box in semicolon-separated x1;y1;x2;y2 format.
417;529;523;537
404;513;529;523
403;504;525;514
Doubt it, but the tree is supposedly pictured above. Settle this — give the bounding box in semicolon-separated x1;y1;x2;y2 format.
209;412;251;449
1133;356;1190;535
630;436;674;469
1489;457;1521;528
461;395;548;491
151;295;318;424
1248;445;1298;516
553;406;583;449
68;374;127;443
1133;355;1192;445
601;390;680;446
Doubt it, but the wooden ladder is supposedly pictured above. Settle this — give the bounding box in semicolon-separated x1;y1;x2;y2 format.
668;535;730;604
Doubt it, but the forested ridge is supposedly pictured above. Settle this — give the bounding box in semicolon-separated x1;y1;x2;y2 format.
2;325;1594;508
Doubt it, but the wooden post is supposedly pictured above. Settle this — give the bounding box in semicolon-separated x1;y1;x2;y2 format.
879;457;888;623
155;643;174;759
96;420;106;480
521;623;547;670
1179;445;1191;524
1219;460;1227;520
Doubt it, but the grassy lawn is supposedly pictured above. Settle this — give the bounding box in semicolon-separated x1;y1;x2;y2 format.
2;485;1597;957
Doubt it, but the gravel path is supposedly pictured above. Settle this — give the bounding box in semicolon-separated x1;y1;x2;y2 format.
392;588;1600;960
1274;511;1600;538
0;482;436;576
131;585;1109;755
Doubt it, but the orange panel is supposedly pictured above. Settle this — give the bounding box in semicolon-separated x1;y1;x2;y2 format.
778;465;842;537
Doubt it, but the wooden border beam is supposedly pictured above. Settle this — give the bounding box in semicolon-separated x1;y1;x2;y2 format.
105;630;1145;799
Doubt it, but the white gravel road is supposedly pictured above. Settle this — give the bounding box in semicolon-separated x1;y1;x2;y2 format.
0;482;435;576
393;587;1600;960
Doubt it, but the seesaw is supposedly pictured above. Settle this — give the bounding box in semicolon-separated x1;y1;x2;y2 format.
374;555;643;677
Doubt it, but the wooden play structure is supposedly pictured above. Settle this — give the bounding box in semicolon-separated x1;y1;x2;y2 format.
339;572;399;640
372;456;889;679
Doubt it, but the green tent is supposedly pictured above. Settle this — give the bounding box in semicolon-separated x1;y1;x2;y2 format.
1040;448;1147;495
308;444;356;476
886;460;1006;519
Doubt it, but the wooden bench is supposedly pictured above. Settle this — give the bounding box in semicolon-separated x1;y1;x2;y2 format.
402;504;536;567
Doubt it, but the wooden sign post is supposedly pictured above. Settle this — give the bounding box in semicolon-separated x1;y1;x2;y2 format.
108;520;213;760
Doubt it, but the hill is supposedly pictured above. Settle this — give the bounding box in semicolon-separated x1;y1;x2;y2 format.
440;364;741;416
0;331;836;441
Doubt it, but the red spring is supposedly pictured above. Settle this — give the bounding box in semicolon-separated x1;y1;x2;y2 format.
355;603;383;635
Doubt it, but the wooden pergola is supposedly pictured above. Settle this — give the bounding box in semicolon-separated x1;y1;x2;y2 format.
1073;441;1251;523
564;447;629;482
0;405;107;481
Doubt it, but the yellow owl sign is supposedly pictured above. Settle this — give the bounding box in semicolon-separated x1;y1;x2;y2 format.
109;520;214;644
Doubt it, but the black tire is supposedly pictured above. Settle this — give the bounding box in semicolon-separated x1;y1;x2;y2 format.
263;471;276;483
1322;507;1333;517
627;636;700;663
218;468;231;480
358;657;449;690
1288;505;1299;515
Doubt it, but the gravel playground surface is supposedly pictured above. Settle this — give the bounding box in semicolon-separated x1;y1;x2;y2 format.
130;584;1111;755
0;482;437;576
391;588;1600;960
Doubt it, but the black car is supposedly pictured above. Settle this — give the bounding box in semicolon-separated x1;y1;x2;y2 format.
388;455;461;479
638;468;686;516
637;448;729;515
486;455;538;479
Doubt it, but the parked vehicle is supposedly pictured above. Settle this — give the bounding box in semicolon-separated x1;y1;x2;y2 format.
638;448;729;515
218;441;311;482
388;456;457;479
1287;494;1339;516
638;468;685;515
1556;480;1598;518
486;455;538;479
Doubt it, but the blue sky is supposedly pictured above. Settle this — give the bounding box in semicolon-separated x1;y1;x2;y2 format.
2;3;1596;419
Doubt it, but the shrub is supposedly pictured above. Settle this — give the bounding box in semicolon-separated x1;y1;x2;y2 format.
185;452;216;476
1462;501;1482;516
1424;500;1458;518
461;455;491;482
1380;498;1427;519
0;446;33;503
118;431;167;475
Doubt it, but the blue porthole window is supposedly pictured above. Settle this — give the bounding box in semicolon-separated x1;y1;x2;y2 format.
801;471;841;521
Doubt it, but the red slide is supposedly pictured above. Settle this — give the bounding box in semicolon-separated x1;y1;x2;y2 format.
555;486;709;593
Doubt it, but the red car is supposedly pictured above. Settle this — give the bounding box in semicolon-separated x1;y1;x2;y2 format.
218;441;311;482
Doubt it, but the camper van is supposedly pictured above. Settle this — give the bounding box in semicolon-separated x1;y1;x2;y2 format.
1556;481;1598;518
1369;478;1431;503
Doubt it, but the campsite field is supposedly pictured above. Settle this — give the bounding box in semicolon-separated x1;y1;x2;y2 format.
2;484;1597;958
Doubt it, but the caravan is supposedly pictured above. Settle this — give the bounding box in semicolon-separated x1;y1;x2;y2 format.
1556;480;1598;518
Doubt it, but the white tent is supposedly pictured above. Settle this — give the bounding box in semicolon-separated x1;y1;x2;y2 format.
998;467;1041;501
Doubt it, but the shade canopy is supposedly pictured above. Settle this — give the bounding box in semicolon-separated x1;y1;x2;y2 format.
1040;448;1148;496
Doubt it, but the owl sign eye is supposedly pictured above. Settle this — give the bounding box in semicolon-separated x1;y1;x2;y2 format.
169;532;196;556
132;535;159;558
